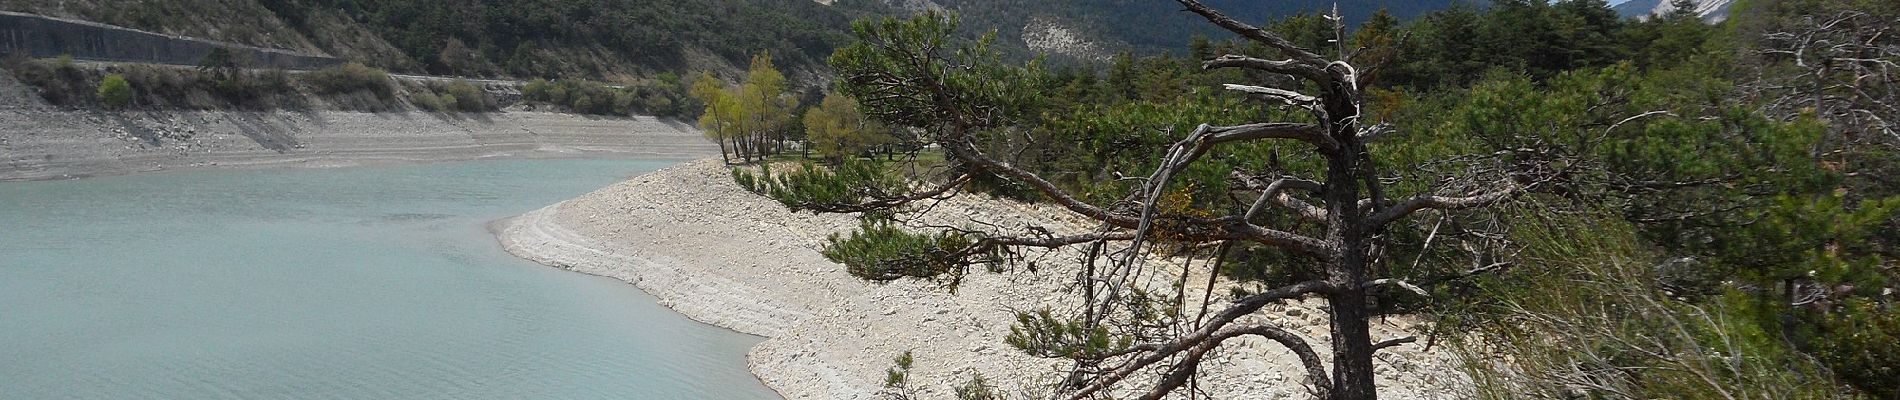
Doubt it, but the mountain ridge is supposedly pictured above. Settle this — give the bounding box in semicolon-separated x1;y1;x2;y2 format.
1613;0;1736;21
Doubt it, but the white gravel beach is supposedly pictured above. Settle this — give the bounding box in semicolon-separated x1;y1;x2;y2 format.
495;159;1476;399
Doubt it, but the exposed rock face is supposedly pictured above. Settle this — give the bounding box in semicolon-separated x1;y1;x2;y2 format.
1022;16;1108;61
1614;0;1736;21
812;0;942;13
496;159;1476;399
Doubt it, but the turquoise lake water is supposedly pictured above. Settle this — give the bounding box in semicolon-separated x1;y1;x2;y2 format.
0;159;780;399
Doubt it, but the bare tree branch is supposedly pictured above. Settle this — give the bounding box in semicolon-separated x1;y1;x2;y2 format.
941;135;1336;257
1362;278;1428;297
780;173;976;213
1356;123;1396;143
1371;336;1417;352
1065;280;1332;400
1174;0;1330;70
1225;84;1323;109
1137;324;1333;400
1235;172;1329;222
1367;181;1523;229
1204;54;1329;81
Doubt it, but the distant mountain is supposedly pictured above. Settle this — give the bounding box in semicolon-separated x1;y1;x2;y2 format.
1613;0;1736;21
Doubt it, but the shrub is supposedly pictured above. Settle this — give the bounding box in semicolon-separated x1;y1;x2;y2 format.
411;91;446;111
97;74;133;109
570;94;595;114
302;63;393;99
4;57;91;106
547;84;569;105
439;80;493;112
611;89;636;115
521;78;552;101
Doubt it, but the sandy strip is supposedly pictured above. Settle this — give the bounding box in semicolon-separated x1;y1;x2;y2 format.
495;159;1475;399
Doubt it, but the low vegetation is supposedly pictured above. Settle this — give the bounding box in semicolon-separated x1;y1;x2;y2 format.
519;75;693;118
0;57;508;113
94;73;132;109
405;79;498;113
5;55;303;109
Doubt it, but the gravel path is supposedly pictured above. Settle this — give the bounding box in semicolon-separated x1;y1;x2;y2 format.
495;159;1475;399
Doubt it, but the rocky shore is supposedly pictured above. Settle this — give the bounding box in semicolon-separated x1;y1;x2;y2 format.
0;73;718;181
495;159;1475;399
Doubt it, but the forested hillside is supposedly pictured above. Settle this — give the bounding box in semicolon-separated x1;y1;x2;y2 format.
924;0;1455;57
0;0;1457;80
0;0;892;80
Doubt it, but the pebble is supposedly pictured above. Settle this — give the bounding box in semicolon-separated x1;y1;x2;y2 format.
495;159;1476;400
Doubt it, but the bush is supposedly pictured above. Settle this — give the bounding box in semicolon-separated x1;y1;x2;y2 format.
438;80;494;112
4;57;92;106
570;94;595;114
411;91;446;111
302;63;393;99
437;94;458;111
97;74;133;109
521;78;552;101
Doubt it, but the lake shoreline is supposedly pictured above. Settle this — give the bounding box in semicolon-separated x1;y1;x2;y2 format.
0;108;720;181
0;69;719;181
494;158;1477;399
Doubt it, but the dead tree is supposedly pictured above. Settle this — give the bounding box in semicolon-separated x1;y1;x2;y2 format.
793;2;1541;399
1035;3;1526;399
1754;8;1898;168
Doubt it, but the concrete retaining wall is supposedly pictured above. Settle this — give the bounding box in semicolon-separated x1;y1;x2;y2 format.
0;11;341;69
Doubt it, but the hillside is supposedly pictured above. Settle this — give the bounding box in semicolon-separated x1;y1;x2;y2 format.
1614;0;1736;20
0;0;889;80
2;0;1456;80
919;0;1457;58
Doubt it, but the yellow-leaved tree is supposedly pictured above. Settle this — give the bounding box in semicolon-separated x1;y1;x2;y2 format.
803;91;888;162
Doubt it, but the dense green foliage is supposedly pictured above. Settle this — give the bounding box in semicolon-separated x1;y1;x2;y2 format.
93;73;132;109
821;219;985;283
915;0;1453;58
3;0;1476;82
0;0;889;78
1462;211;1849;399
733;160;906;213
803;91;892;161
